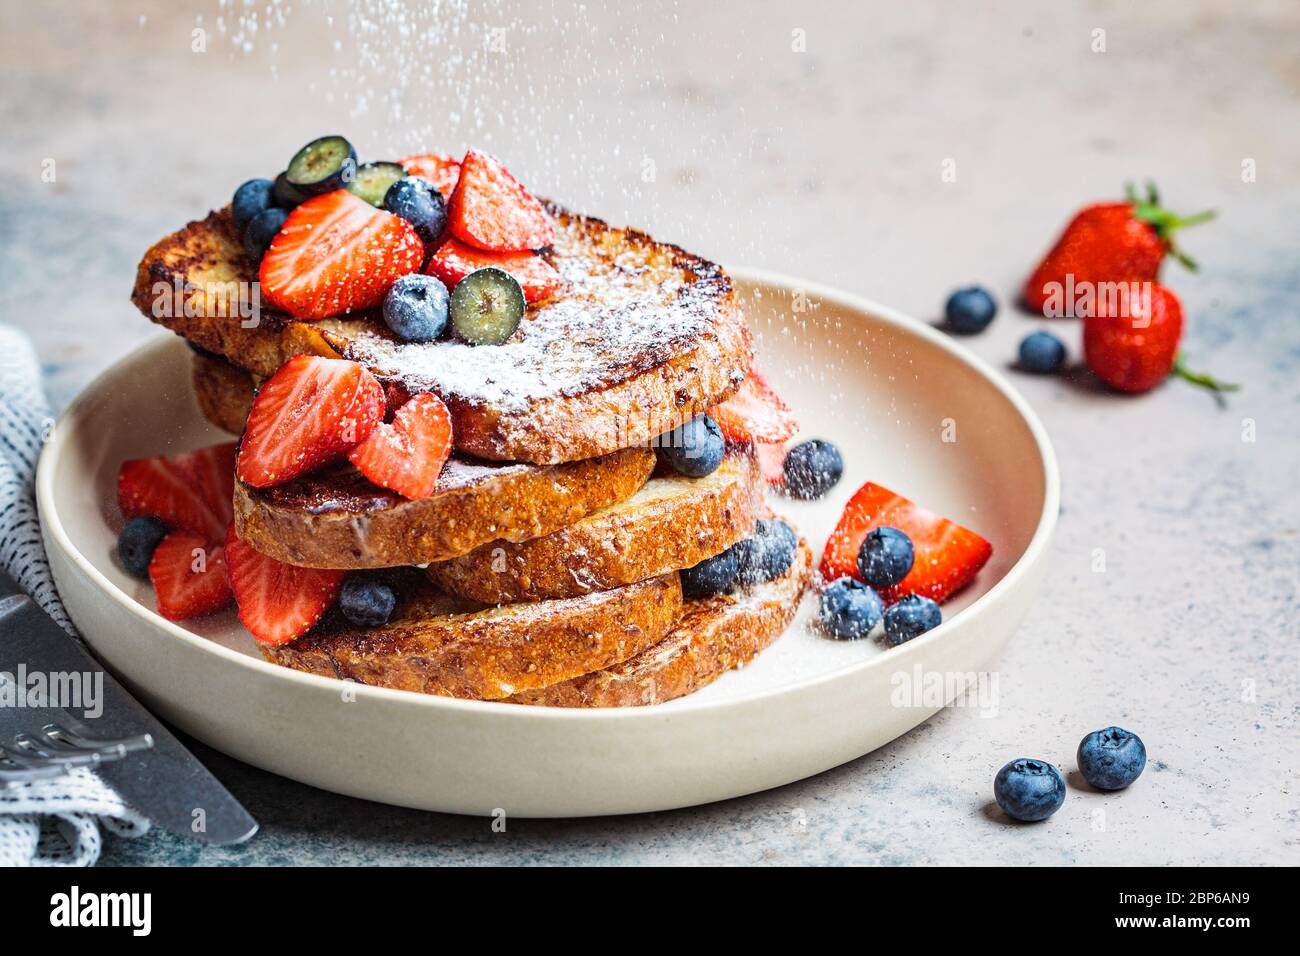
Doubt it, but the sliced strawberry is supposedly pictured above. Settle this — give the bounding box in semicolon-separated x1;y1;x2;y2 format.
118;442;237;541
399;152;462;199
426;237;562;304
710;368;798;444
755;442;788;489
225;527;344;647
259;190;424;320
348;393;453;499
447;149;554;252
148;532;232;621
237;355;384;488
820;482;992;605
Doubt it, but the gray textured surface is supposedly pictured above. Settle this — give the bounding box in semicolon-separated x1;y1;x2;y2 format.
1;0;1296;865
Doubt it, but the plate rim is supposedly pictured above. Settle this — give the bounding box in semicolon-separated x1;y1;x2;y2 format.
35;267;1059;722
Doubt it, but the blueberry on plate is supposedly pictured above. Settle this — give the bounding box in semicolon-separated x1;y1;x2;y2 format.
285;135;358;196
782;439;843;500
1077;726;1146;791
384;176;448;244
1018;330;1066;374
348;161;409;207
232;178;276;233
242;206;290;261
882;593;941;645
383;274;450;343
818;578;883;640
679;547;740;600
272;170;311;209
944;286;998;334
734;518;798;586
654;414;725;478
450;267;525;345
994;758;1066;822
338;577;397;628
857;526;914;588
117;516;169;579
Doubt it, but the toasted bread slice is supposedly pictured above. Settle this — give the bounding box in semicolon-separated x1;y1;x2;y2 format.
192;350;257;435
429;450;763;602
135;202;751;464
264;570;683;700
507;536;812;707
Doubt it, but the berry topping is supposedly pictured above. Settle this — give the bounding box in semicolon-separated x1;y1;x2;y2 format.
709;367;798;445
117;441;236;542
147;532;232;621
338;577;398;628
449;266;526;345
259;189;424;320
733;518;797;586
348;393;454;500
1018;330;1067;374
679;546;740;600
857;526;915;588
818;578;883;641
232;178;276;233
237;355;384;488
820;481;992;605
882;593;942;645
384;176;448;244
425;237;562;304
347;161;408;207
242;206;290;261
653;414;725;478
755;442;787;489
225;526;344;647
447;148;554;252
285;135;358;196
944;286;997;334
782;438;842;500
993;758;1066;822
117;516;169;579
399;152;461;199
272;170;310;209
1077;727;1146;791
382;273;450;342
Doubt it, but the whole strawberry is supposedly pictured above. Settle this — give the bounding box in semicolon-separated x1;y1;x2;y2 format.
1023;183;1213;316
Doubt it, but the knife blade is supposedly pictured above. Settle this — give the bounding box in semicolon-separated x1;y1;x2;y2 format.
0;573;258;845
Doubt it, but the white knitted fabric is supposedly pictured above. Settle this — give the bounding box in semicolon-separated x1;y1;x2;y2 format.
0;323;149;865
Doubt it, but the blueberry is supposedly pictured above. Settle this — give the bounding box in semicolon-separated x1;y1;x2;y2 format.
382;274;450;342
384;176;448;244
734;518;798;586
338;577;397;628
449;267;525;345
944;286;997;334
232;178;276;233
1077;726;1146;791
654;414;725;478
679;547;739;600
882;593;941;645
782;439;843;500
272;170;311;209
242;206;290;261
993;758;1066;822
818;578;883;640
857;526;914;588
1018;330;1066;374
117;516;169;579
285;135;358;196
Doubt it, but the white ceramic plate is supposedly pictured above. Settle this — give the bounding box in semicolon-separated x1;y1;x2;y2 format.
37;270;1058;817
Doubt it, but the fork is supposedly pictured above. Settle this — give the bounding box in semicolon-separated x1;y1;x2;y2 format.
0;723;153;786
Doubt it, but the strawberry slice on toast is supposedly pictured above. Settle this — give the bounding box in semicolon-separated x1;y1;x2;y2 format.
259;190;424;320
710;367;798;444
425;237;563;304
148;531;232;621
348;392;454;499
447;149;554;252
225;527;344;647
399;152;462;199
237;355;385;488
118;441;236;542
821;481;992;605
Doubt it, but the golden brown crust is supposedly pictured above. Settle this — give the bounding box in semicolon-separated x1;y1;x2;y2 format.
233;446;655;569
133;203;750;464
429;451;763;602
264;570;683;700
507;538;811;707
191;352;257;435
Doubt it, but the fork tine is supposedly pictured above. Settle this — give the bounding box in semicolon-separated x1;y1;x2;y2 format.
42;724;154;758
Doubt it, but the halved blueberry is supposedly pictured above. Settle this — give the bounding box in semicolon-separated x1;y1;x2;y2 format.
232;178;275;232
654;414;724;478
285;135;358;195
449;267;525;345
349;161;408;207
118;516;169;579
272;170;311;209
384;176;447;243
383;274;449;343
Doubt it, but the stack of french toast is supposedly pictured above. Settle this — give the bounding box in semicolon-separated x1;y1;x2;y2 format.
122;139;815;707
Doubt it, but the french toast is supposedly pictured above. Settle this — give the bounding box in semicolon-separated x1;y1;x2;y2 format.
189;351;658;569
135;202;752;464
429;450;764;602
265;569;683;699
507;537;811;707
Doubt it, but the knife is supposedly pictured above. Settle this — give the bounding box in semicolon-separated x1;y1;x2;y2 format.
0;571;258;845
